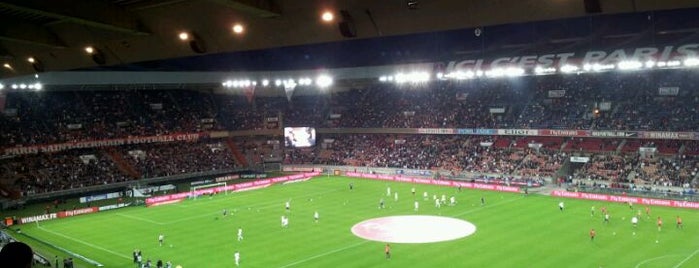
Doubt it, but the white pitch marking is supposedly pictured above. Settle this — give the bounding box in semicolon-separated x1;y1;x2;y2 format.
634;255;677;268
673;248;699;268
38;226;131;260
115;213;165;225
279;241;369;268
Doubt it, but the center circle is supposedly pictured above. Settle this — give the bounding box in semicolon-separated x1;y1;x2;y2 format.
351;215;477;243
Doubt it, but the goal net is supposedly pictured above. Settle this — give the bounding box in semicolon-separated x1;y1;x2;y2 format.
190;182;228;200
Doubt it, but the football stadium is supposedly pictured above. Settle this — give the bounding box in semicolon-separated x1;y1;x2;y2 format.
1;1;699;267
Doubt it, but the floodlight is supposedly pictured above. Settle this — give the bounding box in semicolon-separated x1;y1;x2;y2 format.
683;58;699;67
316;75;333;88
535;66;556;75
275;80;282;86
12;84;18;89
232;24;245;34
321;11;334;22
645;60;656;68
27;57;45;72
667;61;681;67
0;84;4;90
84;46;94;54
262;79;270;86
34;83;42;91
560;65;579;73
617;61;642;70
19;84;26;89
178;32;190;41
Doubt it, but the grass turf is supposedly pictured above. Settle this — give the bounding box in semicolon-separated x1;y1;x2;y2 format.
15;176;699;268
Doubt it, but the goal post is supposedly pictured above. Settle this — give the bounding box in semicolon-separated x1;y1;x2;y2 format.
190;182;228;199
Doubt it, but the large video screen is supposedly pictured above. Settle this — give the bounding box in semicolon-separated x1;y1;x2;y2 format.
284;127;316;148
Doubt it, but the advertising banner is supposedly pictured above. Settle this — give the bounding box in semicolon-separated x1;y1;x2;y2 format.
551;191;699;210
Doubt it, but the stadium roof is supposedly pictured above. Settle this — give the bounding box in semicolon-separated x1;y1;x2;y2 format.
1;0;699;78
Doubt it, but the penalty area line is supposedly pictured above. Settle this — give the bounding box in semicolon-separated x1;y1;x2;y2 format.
279;241;369;268
37;226;131;260
673;248;699;268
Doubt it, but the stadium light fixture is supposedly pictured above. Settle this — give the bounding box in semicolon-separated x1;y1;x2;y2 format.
535;66;556;75
27;57;45;72
275;79;282;87
683;58;699;67
34;83;42;91
232;24;245;34
485;68;505;78
262;79;270;87
617;61;642;70
84;46;95;54
316;75;333;88
0;84;4;90
19;84;26;89
3;63;11;70
504;67;525;77
178;32;190;41
11;84;18;89
560;65;579;73
667;60;681;67
644;60;656;68
592;63;615;72
379;76;387;82
321;11;334;22
656;61;667;67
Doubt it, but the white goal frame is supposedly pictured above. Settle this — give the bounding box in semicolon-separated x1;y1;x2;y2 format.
190;182;228;199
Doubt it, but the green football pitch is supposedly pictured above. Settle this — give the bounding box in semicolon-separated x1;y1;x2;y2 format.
15;176;699;268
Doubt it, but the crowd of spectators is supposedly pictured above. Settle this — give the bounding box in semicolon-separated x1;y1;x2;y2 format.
0;139;240;195
284;134;565;179
0;149;130;195
119;140;240;179
1;69;697;149
1;68;698;196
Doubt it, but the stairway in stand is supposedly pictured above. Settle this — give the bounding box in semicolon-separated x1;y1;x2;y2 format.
226;138;249;167
105;148;141;179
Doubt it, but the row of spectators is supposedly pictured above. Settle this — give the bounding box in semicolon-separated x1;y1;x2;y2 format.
574;154;698;188
1;69;698;147
1;133;696;195
284;134;565;178
0;140;240;195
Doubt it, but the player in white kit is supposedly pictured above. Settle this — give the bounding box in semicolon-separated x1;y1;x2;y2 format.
234;251;240;266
